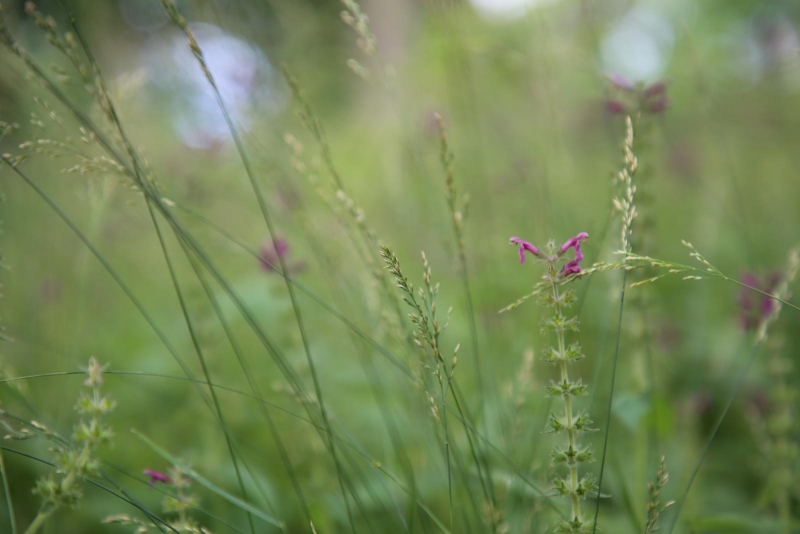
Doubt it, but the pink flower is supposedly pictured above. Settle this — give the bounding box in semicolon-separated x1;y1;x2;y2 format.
558;232;588;277
607;73;634;92
605;75;670;116
509;232;588;276
642;81;668;98
510;237;544;263
144;469;169;489
557;232;589;256
605;99;627;115
259;237;289;272
645;96;668;114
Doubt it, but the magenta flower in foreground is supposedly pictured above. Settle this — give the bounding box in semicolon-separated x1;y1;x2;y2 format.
509;232;589;276
510;237;544;263
144;469;169;489
559;232;588;277
558;232;589;256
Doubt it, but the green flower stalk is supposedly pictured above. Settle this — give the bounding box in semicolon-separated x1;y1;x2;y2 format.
25;357;115;534
508;233;599;532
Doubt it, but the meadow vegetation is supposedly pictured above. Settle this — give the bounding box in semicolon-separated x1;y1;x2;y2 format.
0;0;799;532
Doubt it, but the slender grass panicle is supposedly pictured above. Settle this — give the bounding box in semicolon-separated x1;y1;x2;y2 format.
380;245;459;406
643;456;673;534
380;244;461;528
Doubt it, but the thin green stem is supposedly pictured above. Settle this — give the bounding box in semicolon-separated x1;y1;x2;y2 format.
0;448;16;534
22;506;56;534
592;268;628;534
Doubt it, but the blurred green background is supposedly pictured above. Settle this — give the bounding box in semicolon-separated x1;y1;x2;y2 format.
2;0;800;532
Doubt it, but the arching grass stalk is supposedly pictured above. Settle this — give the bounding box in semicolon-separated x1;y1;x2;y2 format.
434;113;501;529
507;232;598;533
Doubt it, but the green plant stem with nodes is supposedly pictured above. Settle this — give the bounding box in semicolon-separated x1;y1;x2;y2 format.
536;253;598;534
24;358;115;534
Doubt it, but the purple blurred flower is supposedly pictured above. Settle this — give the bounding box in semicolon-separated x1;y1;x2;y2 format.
642;80;668;98
605;99;628;115
259;237;307;275
259;238;290;272
144;469;169;489
605;74;670;115
738;270;781;331
607;73;634;92
509;237;544;263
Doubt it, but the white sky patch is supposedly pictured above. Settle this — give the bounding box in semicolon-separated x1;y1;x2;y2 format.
143;23;287;150
469;0;560;21
600;5;675;83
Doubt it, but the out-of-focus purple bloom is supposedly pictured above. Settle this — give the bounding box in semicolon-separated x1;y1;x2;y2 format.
605;74;670;116
738;270;781;331
605;99;627;115
644;95;668;114
608;73;634;91
258;237;307;275
510;237;544;263
144;469;169;489
259;238;289;272
642;80;668;97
